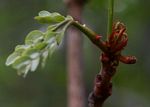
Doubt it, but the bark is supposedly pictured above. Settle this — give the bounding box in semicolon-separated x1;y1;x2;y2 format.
88;53;117;107
65;0;86;107
87;22;136;107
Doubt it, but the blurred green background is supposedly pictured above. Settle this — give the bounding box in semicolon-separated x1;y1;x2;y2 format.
0;0;150;107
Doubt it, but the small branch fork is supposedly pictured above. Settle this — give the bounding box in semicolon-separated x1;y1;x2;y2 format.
87;22;137;107
70;19;137;107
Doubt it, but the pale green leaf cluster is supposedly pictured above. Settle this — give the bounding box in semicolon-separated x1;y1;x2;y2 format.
6;11;73;77
34;10;65;24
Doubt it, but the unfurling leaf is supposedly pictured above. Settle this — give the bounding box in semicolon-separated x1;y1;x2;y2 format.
17;64;31;78
6;10;74;77
45;31;57;43
41;50;49;67
12;56;31;69
49;42;57;55
22;48;40;59
55;30;65;45
38;10;51;17
6;52;20;66
30;57;40;72
34;42;47;50
15;45;30;53
25;30;44;45
34;10;65;24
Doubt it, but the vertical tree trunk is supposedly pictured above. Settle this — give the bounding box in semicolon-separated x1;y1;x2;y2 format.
64;0;87;107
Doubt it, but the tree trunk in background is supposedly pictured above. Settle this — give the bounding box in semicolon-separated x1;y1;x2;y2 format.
65;0;87;107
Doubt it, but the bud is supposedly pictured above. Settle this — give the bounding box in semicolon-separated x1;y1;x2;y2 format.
95;35;102;41
119;55;137;64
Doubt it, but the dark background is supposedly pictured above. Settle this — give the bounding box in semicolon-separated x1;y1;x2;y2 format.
0;0;150;107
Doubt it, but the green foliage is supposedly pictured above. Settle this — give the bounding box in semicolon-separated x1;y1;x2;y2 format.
6;11;73;77
34;10;65;24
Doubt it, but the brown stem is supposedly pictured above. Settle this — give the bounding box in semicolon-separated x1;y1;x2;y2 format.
88;53;118;107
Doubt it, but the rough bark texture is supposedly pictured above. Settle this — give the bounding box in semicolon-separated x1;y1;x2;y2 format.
88;53;118;107
65;0;86;107
87;22;136;107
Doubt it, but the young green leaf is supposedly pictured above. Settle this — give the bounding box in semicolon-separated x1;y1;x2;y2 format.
30;57;40;72
41;50;49;67
34;42;48;50
38;10;51;17
12;56;31;69
15;45;31;53
51;12;65;22
6;52;20;66
34;11;65;24
25;30;44;45
45;31;57;43
49;42;57;55
22;48;40;59
17;64;31;77
55;30;65;45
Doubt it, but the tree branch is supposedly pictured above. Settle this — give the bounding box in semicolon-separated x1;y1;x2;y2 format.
58;7;136;107
87;22;136;107
88;53;118;107
72;21;107;53
107;0;114;40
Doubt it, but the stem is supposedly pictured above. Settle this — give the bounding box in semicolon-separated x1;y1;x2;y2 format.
52;19;70;31
88;53;118;107
72;21;107;52
52;19;108;52
107;0;114;40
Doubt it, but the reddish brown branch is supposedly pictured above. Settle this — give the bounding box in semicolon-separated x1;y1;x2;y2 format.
88;22;137;107
88;53;118;107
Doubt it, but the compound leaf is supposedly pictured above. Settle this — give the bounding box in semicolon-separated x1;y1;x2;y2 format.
6;11;74;77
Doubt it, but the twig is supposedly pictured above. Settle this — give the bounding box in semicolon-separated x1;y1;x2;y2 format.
88;53;118;107
72;21;107;52
107;0;114;40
